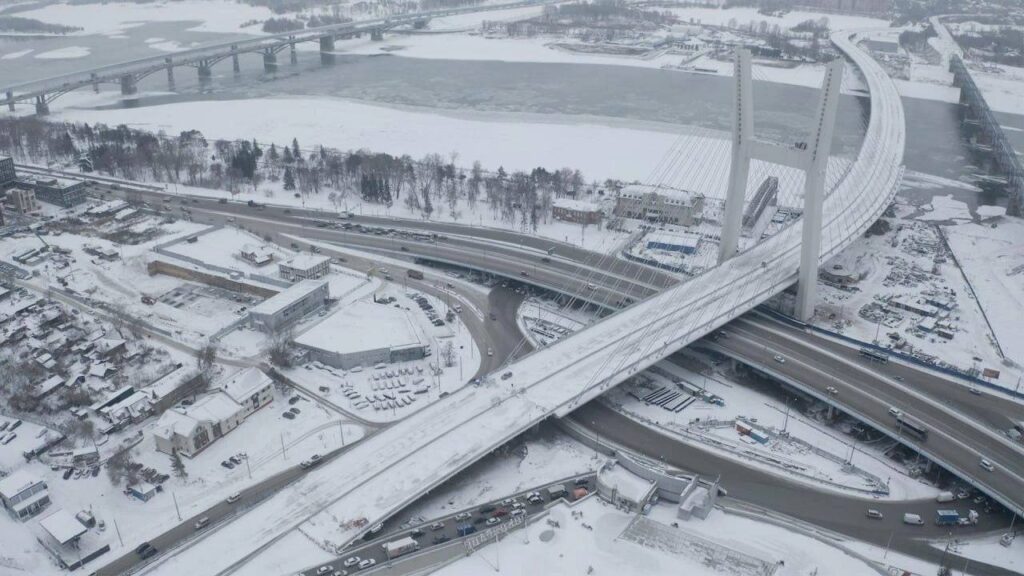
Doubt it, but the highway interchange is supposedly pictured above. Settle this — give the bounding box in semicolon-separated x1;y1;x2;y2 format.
42;171;1021;575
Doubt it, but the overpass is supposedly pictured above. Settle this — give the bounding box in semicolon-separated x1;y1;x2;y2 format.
0;0;553;115
706;315;1024;520
122;29;907;576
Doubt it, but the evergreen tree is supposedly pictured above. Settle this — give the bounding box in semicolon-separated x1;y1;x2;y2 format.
283;146;293;164
170;449;187;479
291;138;301;161
283;166;296;191
268;143;279;162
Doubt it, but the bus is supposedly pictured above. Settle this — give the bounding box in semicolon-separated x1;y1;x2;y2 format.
859;347;890;364
895;414;928;441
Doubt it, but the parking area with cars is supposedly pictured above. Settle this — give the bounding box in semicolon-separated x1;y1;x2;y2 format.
295;473;596;576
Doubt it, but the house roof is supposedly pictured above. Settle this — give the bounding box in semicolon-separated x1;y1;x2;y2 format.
39;509;87;545
249;279;328;317
218;368;271;405
0;470;43;500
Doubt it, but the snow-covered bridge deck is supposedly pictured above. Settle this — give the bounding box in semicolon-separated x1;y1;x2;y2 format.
137;30;904;576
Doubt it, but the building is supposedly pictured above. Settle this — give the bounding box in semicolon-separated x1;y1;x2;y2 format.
677;475;719;521
595;460;656;513
742;176;778;234
888;296;940;318
614;184;704;226
0;470;50;521
295;301;430;370
7;187;39;214
29;178;86;208
864;36;900;54
217;367;273;417
820;264;859;286
645;231;701;254
278;254;331;282
249;279;329;333
552;198;602;224
152;392;245;458
240;244;274;267
795;0;889;16
128;482;160;502
0;156;15;187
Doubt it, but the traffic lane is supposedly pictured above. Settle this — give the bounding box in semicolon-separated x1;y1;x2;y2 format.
299;475;596;576
724;324;1024;481
487;287;531;364
735;317;1024;434
719;330;1024;515
574;404;1018;576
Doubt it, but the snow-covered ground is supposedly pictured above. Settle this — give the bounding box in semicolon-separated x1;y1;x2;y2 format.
14;0;274;37
943;216;1024;369
937;531;1024;573
33;46;90;59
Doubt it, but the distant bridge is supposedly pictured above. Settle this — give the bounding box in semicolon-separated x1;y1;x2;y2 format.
0;0;552;115
949;54;1024;216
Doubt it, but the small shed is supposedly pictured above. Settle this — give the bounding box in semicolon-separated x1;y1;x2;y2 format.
128;482;159;502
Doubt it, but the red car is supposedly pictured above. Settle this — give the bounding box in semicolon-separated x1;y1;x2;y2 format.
492;507;509;518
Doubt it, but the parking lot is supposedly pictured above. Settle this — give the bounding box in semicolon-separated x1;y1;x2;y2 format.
296;473;596;576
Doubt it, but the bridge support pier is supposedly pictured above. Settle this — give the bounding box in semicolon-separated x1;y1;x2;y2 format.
231;45;240;73
263;50;277;73
120;74;138;96
319;35;336;64
90;72;100;93
794;58;843;322
370;28;384;41
718;49;753;265
6;91;14;112
34;95;49;116
164;59;174;88
290;42;298;65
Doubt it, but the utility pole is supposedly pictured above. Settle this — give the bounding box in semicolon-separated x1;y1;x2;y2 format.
172;491;182;521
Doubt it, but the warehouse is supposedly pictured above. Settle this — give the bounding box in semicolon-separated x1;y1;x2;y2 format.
248;279;329;333
295;301;429;369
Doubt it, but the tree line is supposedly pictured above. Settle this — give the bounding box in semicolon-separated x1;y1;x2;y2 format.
0;116;608;232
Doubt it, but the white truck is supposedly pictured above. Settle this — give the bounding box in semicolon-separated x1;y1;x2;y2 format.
382;536;419;559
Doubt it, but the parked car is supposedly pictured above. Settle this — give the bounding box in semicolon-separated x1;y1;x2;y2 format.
866;509;883;519
358;559;376;570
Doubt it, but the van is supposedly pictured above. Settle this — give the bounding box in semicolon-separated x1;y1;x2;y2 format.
936;491;955;503
903;513;924;525
865;509;883;519
194;517;210;530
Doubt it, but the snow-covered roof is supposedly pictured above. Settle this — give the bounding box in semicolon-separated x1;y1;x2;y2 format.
154;409;201;441
0;470;44;500
598;461;655;504
184;392;242;424
646;231;700;249
36;375;65;397
39;509;86;545
249;279;328;317
620;183;704;204
553;198;601;213
113;208;138;221
218;368;271;405
295;301;426;355
280;254;330;271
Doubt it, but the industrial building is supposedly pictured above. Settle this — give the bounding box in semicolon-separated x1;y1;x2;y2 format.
6;187;39;214
295;301;430;370
248;279;329;333
28;177;86;208
645;231;701;254
614;184;704;227
0;470;50;521
279;254;331;281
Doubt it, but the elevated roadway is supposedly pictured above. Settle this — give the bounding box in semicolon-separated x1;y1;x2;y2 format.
121;29;908;576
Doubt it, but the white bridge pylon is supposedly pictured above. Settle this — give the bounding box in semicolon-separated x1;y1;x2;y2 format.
718;49;844;321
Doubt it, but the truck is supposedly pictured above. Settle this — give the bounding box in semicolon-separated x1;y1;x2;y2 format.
456;523;477;537
935;510;960;526
546;485;568;501
936;491;956;503
407;269;424;280
382;536;419;558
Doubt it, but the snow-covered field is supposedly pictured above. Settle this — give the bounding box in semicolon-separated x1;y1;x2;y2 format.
34;46;91;59
14;0;274;37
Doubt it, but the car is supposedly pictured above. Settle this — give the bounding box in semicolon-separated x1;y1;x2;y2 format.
62;468;74;480
979;458;996;472
865;509;883;519
317;566;334;575
500;498;517;506
773;355;786;364
510;508;526;517
454;512;472;521
968;387;982;395
333;571;348;576
135;542;153;555
221;460;234;469
218;198;228;204
290;407;301;414
520;271;528;277
410;528;425;538
358;559;376;570
283;411;296;420
430;522;445;531
541;257;551;263
343;556;360;568
586;283;596;290
194;517;210;530
492;508;508;517
486;517;501;526
141;547;158;560
433;535;451;545
487;347;494;357
500;372;513;380
367;522;383;535
226;492;241;504
888;407;902;418
479;505;495;514
903;513;924;525
400;246;409;252
826;386;838;395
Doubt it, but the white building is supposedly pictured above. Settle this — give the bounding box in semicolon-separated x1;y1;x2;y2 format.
248;279;329;333
217;367;273;417
240;244;274;267
614;184;705;227
0;470;50;521
295;301;430;370
279;254;331;281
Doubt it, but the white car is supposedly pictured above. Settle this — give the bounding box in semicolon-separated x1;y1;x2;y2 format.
226;492;241;504
510;508;526;517
454;512;472;521
980;458;996;472
358;559;376;570
317;566;334;575
826;386;838;395
888;407;902;418
773;355;786;364
486;517;501;526
343;557;360;568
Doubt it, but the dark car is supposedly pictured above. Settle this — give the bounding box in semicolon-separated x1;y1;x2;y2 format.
221;460;234;469
290;407;301;414
135;542;153;555
283;412;296;420
62;468;74;480
479;505;495;514
141;547;158;560
433;535;451;545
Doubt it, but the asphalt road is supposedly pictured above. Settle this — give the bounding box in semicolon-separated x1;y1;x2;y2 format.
570;403;1018;576
295;474;594;576
93;440;371;576
710;316;1024;519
